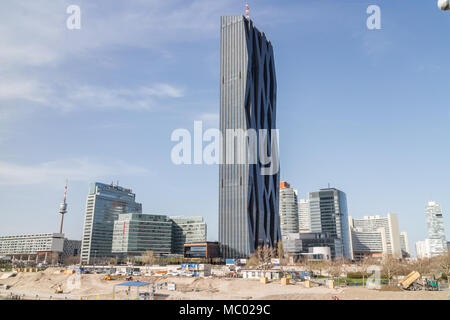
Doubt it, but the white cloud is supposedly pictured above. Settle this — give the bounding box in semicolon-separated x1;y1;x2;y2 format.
198;112;219;124
0;80;183;111
0;158;151;186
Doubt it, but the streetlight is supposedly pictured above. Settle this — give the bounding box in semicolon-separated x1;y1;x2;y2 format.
438;0;450;10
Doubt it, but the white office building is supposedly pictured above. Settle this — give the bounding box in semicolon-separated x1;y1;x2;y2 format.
399;231;410;257
279;182;299;237
416;239;432;259
349;214;402;260
425;201;447;257
298;199;311;233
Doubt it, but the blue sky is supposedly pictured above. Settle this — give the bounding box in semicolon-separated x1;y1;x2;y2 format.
0;0;449;255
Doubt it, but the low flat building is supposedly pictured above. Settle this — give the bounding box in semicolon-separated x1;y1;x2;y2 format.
299;232;343;259
0;233;79;263
241;269;281;280
183;242;219;259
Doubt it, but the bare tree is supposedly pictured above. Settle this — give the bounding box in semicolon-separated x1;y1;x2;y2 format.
429;250;449;285
141;251;155;266
382;257;402;286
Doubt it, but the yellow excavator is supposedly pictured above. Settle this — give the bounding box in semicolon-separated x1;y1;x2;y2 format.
104;274;118;281
53;284;63;294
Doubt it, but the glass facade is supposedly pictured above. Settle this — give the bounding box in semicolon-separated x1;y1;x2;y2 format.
219;15;280;258
170;217;207;254
80;182;142;264
308;188;350;259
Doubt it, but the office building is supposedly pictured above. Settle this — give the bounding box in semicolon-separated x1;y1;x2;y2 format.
298;199;311;233
425;201;447;257
80;182;142;264
416;239;432;259
308;188;351;259
218;14;280;258
111;213;172;257
170;216;207;254
349;214;402;260
299;232;343;259
350;229;386;260
184;242;220;259
0;233;80;263
400;231;410;258
282;233;302;256
279;182;299;236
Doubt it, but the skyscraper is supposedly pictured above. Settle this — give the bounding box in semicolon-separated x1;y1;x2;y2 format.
425;201;447;256
400;231;410;258
308;188;351;259
279;182;299;236
80;182;142;265
218;15;280;258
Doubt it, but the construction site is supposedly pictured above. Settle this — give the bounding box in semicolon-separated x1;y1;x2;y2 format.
0;263;448;300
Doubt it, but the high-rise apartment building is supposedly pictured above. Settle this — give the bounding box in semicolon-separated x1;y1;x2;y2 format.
279;182;299;237
399;231;410;258
425;201;447;257
80;183;142;264
298;199;311;233
416;239;432;259
111;213;172;257
349;214;402;260
308;188;351;259
218;15;280;258
170;216;207;255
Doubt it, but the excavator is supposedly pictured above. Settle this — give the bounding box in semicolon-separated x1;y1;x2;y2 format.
52;283;63;294
398;271;440;291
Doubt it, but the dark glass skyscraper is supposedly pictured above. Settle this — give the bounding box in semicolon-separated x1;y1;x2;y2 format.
309;188;351;259
219;15;280;258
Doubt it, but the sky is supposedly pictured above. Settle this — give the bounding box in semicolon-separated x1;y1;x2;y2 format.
0;0;449;256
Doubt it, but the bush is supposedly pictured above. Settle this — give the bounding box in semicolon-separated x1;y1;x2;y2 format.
346;272;369;279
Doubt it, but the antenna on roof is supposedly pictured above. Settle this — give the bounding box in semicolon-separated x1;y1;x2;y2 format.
245;2;250;20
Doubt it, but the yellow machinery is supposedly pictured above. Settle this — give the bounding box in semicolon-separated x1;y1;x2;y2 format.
54;284;63;294
398;271;421;290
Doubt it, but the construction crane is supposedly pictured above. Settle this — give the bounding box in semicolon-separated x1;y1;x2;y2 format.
438;0;450;10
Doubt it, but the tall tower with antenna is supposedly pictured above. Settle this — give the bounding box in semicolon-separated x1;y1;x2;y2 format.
58;180;68;234
245;2;250;20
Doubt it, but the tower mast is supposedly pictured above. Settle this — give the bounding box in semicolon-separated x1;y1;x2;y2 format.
58;180;68;234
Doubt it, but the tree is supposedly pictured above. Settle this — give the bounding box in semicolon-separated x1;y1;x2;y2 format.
141;251;155;266
277;241;285;263
108;257;118;266
245;254;259;269
382;257;401;286
429;249;450;285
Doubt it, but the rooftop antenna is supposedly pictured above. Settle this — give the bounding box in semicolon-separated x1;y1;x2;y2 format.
245;2;250;20
58;179;68;234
